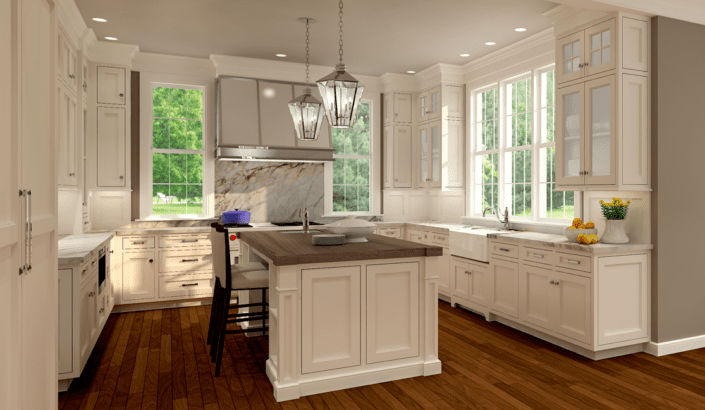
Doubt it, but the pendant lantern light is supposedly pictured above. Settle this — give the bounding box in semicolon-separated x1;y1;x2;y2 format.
289;18;326;141
317;0;364;129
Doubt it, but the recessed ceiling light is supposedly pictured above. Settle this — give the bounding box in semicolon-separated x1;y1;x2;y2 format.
460;53;470;57
276;54;287;57
105;37;118;41
92;18;107;22
485;42;496;45
515;27;527;32
407;71;416;74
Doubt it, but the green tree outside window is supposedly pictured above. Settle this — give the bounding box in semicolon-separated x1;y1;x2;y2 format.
332;102;371;212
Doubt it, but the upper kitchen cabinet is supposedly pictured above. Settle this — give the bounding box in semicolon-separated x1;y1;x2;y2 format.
383;124;412;189
218;77;260;146
259;81;294;147
417;86;440;123
383;92;412;124
57;26;78;93
97;66;126;105
554;13;650;191
415;118;464;189
416;85;463;124
417;121;441;189
58;82;78;187
82;56;89;99
97;107;126;187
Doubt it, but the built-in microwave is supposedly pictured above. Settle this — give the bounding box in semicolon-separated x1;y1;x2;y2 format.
98;247;107;294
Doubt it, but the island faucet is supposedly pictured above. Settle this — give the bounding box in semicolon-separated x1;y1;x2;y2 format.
483;206;510;230
300;206;309;233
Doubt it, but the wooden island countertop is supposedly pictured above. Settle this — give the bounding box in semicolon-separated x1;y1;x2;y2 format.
237;230;443;266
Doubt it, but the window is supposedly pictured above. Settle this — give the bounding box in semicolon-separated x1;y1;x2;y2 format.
151;85;205;216
471;67;577;222
330;101;371;213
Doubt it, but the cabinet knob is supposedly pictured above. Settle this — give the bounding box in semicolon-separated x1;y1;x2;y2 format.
584;62;589;66
88;292;94;297
99;308;104;313
550;280;555;284
119;176;124;179
149;259;153;263
84;221;89;225
110;250;114;254
465;270;471;275
119;93;124;97
554;281;560;285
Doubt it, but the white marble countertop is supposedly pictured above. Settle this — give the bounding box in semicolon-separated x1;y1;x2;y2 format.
487;231;653;254
113;226;212;236
375;221;467;233
59;232;115;265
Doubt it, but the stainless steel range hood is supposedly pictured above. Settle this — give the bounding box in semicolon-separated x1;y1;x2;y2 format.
216;76;335;163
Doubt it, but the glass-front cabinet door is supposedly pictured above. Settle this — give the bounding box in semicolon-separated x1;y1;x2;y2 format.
584;75;616;185
585;19;616;77
555;31;584;84
429;121;441;188
418;124;429;187
428;86;441;121
417;121;442;188
418;91;429;123
555;82;585;186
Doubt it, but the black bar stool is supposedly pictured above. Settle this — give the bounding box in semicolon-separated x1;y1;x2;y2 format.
207;223;269;376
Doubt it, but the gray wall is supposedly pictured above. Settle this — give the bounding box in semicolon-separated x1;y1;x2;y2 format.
652;16;705;343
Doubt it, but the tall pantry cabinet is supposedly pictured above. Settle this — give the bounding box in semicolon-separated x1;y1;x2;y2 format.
554;13;650;191
1;0;60;409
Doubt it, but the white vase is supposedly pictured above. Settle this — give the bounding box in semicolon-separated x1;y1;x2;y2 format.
601;220;629;244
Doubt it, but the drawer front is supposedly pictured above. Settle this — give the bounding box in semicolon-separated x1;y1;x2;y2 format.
122;236;155;250
556;252;591;273
159;249;213;274
490;242;519;259
158;274;213;299
407;229;423;243
79;255;99;286
521;246;554;266
159;235;211;249
378;228;402;239
431;233;449;246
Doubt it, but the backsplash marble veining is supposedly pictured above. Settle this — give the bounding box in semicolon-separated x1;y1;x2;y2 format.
215;161;324;222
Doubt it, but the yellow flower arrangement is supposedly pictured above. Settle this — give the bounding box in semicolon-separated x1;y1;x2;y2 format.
600;197;630;220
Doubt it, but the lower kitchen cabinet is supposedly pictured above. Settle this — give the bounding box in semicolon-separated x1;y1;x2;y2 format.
79;275;98;359
158;273;214;299
438;247;450;296
121;251;156;302
490;258;520;318
451;257;489;308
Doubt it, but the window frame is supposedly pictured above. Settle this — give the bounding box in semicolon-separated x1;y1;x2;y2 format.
147;82;208;219
324;98;375;216
469;64;581;224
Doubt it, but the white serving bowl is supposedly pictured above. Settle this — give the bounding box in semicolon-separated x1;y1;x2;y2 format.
563;227;598;243
326;216;377;243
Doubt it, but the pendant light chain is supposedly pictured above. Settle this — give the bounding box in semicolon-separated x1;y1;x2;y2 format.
305;19;310;86
338;0;344;64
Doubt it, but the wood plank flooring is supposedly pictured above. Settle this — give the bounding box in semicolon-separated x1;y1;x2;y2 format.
59;301;705;409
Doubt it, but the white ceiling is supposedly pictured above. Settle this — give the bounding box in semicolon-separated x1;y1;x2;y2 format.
74;0;558;76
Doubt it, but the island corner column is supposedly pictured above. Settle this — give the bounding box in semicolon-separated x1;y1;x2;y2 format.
271;263;301;401
422;255;442;375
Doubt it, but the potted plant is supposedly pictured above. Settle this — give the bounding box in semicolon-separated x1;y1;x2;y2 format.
599;198;631;244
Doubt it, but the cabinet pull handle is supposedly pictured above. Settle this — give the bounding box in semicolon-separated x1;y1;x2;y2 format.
181;283;199;287
133;241;145;244
99;308;104;313
499;248;510;252
181;259;199;262
84;221;89;225
465;270;472;275
584;62;589;66
555;281;560;285
91;260;96;266
550;280;555;284
532;253;544;258
566;259;580;265
181;239;199;243
27;190;32;274
82;269;87;275
119;93;124;97
88;292;94;297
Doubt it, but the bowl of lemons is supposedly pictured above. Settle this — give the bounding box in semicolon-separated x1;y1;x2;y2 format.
564;218;598;244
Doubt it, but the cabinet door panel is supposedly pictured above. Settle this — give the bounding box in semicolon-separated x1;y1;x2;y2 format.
122;251;156;302
383;124;393;188
97;66;126;105
555;83;585;186
554;271;591;345
428;86;441;121
622;18;648;72
451;259;469;300
468;264;489;307
58;269;73;374
429;121;441;188
438;247;450;296
555;30;585;84
418;124;429;188
621;74;648;185
394;93;412;123
58;84;69;185
67;90;77;185
367;262;419;364
585;19;616;77
417;91;429;123
97;107;126;187
383;93;393;124
79;276;98;360
219;78;260;146
584;75;616;185
294;85;331;149
393;125;412;188
302;266;361;373
443;120;464;188
490;258;519;318
597;254;647;345
259;81;294;147
519;265;552;330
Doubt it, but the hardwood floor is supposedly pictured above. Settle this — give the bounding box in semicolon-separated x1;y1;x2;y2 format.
59;301;705;410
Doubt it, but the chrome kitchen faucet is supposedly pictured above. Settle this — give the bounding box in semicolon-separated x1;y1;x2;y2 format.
483;206;510;230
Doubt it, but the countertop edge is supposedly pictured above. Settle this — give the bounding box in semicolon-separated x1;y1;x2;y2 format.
487;233;653;254
58;232;116;266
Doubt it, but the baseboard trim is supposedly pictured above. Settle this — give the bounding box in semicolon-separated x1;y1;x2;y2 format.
645;334;705;357
113;297;212;313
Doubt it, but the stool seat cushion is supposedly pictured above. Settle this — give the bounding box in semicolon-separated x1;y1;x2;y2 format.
232;269;269;290
232;262;266;273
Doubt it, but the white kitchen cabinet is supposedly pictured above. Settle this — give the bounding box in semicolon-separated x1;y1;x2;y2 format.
417;121;441;188
384;92;412;124
556;19;616;84
438;247;450;296
452;256;489;308
416;86;441;124
218;77;260;146
442;119;464;188
451;258;470;300
519;264;554;330
97;66;126;105
442;85;464;119
259;81;295;147
58;82;78;186
383;93;393;124
554;270;592;344
57;26;78;93
81;56;89;97
490;258;519;318
121;251;156;302
301;266;361;373
383;124;393;188
58;270;73;375
367;262;419;364
393;125;412;188
622;18;649;72
79;275;98;361
97;106;126;187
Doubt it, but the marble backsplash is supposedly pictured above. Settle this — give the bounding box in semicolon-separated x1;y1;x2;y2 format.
215;161;325;223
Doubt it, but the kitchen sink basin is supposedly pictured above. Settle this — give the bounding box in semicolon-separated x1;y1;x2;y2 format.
279;230;322;234
450;227;515;262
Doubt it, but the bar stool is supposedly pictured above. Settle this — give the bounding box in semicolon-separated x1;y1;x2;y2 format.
208;224;269;376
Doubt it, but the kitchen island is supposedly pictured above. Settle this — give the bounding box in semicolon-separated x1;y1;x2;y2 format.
237;230;443;402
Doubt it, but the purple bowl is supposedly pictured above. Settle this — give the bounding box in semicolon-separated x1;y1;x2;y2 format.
222;210;250;225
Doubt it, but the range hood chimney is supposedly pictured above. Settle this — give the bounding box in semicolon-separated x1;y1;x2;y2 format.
216;76;335;163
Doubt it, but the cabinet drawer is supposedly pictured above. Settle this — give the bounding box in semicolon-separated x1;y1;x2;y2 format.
556;252;591;273
521;247;554;265
159;235;211;249
158;274;213;299
158;249;213;274
407;229;423;243
490;242;519;259
430;233;449;246
122;237;155;250
377;227;402;239
79;254;99;286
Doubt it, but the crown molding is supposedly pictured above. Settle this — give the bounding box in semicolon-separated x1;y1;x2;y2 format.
81;29;97;59
91;42;140;68
132;52;216;78
380;73;416;93
543;4;585;24
595;0;705;25
210;55;382;93
461;27;554;81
